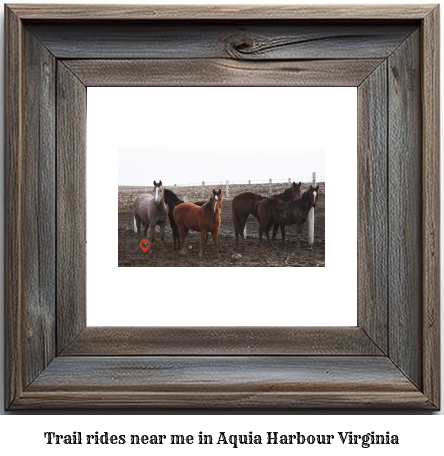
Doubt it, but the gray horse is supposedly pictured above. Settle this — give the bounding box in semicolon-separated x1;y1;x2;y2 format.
133;180;168;250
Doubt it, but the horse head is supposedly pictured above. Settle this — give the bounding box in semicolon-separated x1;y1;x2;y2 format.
212;189;223;214
153;180;164;206
309;184;320;208
292;181;302;199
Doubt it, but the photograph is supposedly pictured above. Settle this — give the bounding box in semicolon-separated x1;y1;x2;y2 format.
118;147;325;267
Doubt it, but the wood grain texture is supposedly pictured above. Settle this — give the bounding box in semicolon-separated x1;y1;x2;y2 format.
21;29;57;387
4;5;24;410
7;4;436;20
64;58;384;87
357;62;388;354
27;22;416;60
13;356;432;409
421;6;440;409
61;327;382;356
388;31;422;389
56;62;87;353
4;5;440;410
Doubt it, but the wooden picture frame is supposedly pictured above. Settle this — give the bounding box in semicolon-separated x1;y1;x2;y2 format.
5;4;440;409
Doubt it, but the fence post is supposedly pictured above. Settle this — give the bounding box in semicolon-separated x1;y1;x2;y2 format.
308;172;316;246
269;178;272;196
174;184;177;193
202;181;205;200
288;178;291;188
145;187;147;193
248;180;251;192
226;180;229;197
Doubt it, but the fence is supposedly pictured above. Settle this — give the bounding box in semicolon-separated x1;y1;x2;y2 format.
120;174;322;245
119;176;324;196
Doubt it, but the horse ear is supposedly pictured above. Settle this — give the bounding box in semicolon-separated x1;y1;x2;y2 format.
153;180;156;186
213;189;216;195
316;185;320;191
159;180;162;186
298;182;302;187
219;189;222;195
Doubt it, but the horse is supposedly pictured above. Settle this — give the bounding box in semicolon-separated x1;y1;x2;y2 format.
258;185;319;247
173;189;223;259
232;182;301;245
163;188;184;251
270;182;302;240
133;180;169;250
232;192;267;245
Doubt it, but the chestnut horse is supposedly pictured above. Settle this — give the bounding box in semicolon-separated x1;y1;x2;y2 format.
163;191;208;251
133;180;168;250
258;185;319;246
232;182;301;245
173;189;223;259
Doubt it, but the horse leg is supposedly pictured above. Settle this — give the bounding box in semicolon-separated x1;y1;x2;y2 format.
149;222;155;248
281;224;286;245
178;226;188;256
259;224;264;246
296;223;302;249
265;219;274;243
233;203;242;245
239;215;248;245
160;221;166;250
171;222;178;251
143;221;149;243
211;229;220;258
199;229;208;259
271;222;280;240
135;216;142;242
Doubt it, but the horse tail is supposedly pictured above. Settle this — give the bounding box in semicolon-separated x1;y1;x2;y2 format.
232;196;241;237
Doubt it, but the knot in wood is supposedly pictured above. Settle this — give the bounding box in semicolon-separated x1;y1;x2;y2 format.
224;34;255;59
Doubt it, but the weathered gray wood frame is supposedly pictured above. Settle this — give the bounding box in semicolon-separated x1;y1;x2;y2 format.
5;4;440;409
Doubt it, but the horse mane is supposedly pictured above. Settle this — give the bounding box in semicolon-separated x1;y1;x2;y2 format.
282;187;292;198
202;195;213;213
164;188;182;204
298;189;311;204
272;187;291;199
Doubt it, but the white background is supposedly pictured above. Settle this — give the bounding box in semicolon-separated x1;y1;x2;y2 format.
88;87;356;326
0;0;442;446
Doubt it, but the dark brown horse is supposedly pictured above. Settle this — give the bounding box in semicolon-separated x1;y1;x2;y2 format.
258;185;319;247
163;188;184;251
270;182;302;240
232;192;267;245
173;189;223;259
232;182;301;245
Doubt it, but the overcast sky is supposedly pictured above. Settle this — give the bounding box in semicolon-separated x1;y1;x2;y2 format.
118;146;324;186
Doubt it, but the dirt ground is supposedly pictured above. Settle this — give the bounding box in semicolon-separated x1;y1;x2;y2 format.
118;183;325;267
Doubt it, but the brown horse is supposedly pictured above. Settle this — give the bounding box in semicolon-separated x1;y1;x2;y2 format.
173;189;223;259
258;185;319;247
232;182;301;245
232;192;267;245
270;182;302;240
